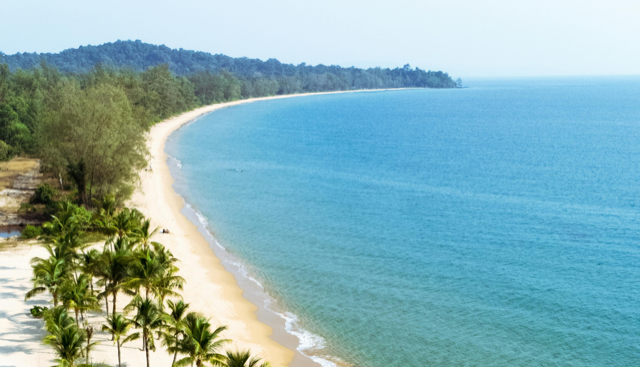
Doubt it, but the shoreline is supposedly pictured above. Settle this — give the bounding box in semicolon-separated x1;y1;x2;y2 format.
130;90;404;367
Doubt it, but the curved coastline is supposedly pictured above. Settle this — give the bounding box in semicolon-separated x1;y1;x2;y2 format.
130;90;401;367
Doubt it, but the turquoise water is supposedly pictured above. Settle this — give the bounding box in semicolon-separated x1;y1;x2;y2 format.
166;79;640;367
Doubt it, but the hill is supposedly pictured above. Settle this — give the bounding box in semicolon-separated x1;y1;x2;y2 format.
0;40;456;89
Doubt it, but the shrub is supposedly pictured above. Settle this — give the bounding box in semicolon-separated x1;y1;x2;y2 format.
21;225;42;239
31;183;57;205
19;203;37;214
30;305;48;318
0;141;10;161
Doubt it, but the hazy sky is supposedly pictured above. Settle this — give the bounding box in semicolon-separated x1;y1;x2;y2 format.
1;0;639;77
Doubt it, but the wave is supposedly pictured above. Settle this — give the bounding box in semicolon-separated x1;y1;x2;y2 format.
181;200;342;367
167;155;182;169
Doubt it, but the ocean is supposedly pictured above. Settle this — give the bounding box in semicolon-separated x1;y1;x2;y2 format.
165;78;640;367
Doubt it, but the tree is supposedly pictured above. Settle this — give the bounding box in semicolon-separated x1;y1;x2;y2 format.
174;313;230;367
97;237;133;317
102;313;139;367
223;350;271;367
25;257;67;306
43;320;87;367
38;82;148;204
60;274;100;325
126;296;165;367
132;219;159;250
456;78;463;88
127;248;163;299
161;300;190;366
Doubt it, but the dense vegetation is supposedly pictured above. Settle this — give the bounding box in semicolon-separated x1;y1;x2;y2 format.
25;197;271;367
1;41;455;205
1;40;456;90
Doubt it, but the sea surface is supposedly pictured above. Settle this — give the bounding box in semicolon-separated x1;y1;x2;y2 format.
166;78;640;367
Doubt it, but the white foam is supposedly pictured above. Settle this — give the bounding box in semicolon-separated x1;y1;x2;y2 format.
168;155;182;169
265;300;340;367
180;196;342;367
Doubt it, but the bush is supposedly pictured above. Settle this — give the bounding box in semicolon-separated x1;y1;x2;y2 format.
21;225;42;239
30;305;48;318
0;140;10;161
19;203;37;214
31;183;57;204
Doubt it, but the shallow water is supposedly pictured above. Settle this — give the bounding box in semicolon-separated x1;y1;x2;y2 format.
167;78;640;366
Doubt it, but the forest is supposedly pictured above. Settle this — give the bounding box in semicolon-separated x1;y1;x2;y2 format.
1;41;456;205
0;40;456;89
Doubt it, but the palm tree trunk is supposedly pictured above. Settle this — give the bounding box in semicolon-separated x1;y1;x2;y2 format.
117;340;122;367
145;333;150;367
172;349;178;366
104;283;110;318
75;310;79;325
112;291;117;316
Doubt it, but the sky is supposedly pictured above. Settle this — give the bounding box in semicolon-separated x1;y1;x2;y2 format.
1;0;639;78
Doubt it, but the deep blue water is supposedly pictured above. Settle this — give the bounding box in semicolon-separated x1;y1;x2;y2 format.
166;78;640;367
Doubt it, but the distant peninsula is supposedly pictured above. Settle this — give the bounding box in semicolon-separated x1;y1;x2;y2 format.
0;40;456;89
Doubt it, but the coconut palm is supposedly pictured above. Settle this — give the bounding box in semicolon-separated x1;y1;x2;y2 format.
126;296;165;367
126;248;163;299
160;300;190;366
110;208;142;239
25;257;67;306
174;313;230;367
83;323;99;366
43;321;86;367
44;306;76;335
79;249;101;293
223;350;271;367
96;237;133;317
153;269;185;308
60;274;100;325
102;313;139;367
132;219;159;250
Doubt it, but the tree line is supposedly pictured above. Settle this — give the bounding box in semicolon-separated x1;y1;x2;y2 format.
0;40;456;90
25;196;270;367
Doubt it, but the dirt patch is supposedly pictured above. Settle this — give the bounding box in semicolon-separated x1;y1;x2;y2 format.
0;158;43;226
0;158;40;190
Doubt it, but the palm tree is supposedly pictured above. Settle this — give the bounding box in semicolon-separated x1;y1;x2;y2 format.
97;237;133;317
102;314;139;367
43;322;86;367
84;323;99;366
79;249;101;293
126;296;165;367
153;269;185;308
25;257;67;306
110;208;142;239
127;248;163;299
133;219;159;250
161;300;190;366
223;350;271;367
174;313;230;367
60;274;100;325
44;306;75;335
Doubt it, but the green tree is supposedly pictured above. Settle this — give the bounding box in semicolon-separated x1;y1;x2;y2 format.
25;257;67;306
60;274;100;325
101;313;139;367
161;300;190;366
38;82;148;204
126;296;165;367
174;313;230;367
223;350;271;367
43;321;87;367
